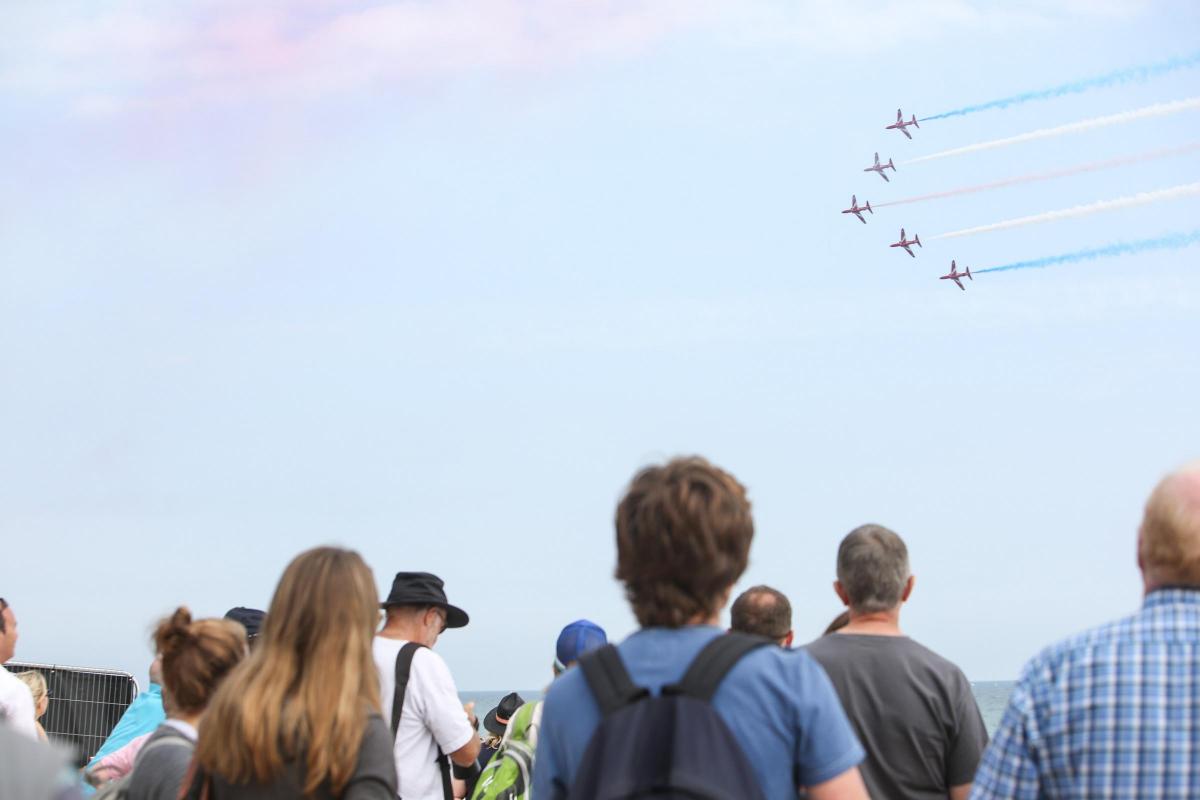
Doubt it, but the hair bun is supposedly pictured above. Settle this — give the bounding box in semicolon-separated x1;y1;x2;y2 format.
155;606;195;654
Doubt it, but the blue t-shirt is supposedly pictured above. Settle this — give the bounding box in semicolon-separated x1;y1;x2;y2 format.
533;626;864;799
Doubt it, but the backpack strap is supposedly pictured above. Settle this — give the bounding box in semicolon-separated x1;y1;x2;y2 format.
391;641;424;738
577;645;648;716
392;641;454;800
666;632;772;702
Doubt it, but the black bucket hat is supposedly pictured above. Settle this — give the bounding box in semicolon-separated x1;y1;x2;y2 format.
381;571;469;629
483;692;525;736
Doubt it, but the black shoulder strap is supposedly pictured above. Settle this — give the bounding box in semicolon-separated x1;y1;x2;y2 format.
667;632;771;702
392;641;425;738
392;641;454;800
577;644;648;716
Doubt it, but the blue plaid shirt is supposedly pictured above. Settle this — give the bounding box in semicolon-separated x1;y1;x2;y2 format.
971;588;1200;799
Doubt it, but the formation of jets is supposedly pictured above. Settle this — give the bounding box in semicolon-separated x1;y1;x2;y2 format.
841;195;873;224
840;108;974;291
890;228;921;257
864;152;896;182
885;108;920;140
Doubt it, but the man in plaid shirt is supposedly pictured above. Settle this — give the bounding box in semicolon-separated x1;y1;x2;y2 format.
971;461;1200;799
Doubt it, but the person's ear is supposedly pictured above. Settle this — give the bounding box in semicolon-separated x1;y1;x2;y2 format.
833;581;850;606
781;631;794;648
901;575;915;603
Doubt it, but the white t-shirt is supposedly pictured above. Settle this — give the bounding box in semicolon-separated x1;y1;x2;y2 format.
374;637;474;800
0;666;38;740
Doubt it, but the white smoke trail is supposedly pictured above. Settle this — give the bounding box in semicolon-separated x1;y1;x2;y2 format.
904;98;1200;166
930;182;1200;241
875;142;1200;208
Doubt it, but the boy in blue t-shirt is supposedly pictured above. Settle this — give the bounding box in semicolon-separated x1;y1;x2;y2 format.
533;457;868;800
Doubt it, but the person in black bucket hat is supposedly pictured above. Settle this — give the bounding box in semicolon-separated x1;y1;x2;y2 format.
380;571;469;629
375;571;480;798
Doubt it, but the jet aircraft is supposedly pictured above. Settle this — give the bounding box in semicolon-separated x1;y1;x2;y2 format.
864;152;896;182
939;260;973;291
841;195;873;224
886;108;920;139
889;228;921;257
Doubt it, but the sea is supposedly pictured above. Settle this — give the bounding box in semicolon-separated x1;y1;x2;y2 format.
464;680;1016;735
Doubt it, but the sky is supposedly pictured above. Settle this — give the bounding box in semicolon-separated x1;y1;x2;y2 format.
2;1;1199;691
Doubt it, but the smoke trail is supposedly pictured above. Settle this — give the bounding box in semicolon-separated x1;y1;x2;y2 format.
875;142;1200;209
930;182;1200;241
923;49;1200;121
977;229;1200;274
904;98;1200;166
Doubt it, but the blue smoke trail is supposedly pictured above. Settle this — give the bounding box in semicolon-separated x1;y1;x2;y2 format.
977;229;1200;275
924;49;1200;121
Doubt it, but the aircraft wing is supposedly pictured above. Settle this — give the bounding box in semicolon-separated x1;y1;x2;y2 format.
953;277;965;290
901;127;912;140
855;212;866;223
880;172;890;182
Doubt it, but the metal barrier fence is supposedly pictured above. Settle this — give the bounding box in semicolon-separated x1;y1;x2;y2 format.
4;661;138;768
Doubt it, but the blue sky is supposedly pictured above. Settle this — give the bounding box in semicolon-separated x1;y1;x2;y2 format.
2;1;1199;690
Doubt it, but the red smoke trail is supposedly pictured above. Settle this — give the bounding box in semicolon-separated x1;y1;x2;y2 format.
875;142;1200;209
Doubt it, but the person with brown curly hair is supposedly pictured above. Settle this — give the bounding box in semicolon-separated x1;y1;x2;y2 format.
124;607;247;800
534;456;869;799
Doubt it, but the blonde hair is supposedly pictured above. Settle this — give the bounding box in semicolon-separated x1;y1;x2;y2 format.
1140;462;1200;586
196;547;382;795
15;671;47;707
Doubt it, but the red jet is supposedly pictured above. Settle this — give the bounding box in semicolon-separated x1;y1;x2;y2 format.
841;195;873;224
864;152;896;182
886;108;920;140
890;228;922;257
939;260;973;291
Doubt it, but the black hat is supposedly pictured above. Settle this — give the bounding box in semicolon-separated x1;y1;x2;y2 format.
381;572;469;629
483;692;525;736
224;607;266;639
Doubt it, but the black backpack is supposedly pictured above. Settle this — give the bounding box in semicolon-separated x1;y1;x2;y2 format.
569;632;771;800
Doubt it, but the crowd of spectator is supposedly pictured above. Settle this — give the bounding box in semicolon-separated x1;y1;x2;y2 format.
2;455;1199;799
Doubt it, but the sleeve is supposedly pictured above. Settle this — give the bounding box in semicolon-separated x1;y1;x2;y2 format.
413;650;474;755
792;654;865;788
968;677;1043;800
344;715;401;800
946;670;990;787
0;681;40;740
532;697;568;800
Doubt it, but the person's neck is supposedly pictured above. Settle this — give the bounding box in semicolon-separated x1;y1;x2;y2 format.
173;711;203;730
379;619;427;644
838;608;904;636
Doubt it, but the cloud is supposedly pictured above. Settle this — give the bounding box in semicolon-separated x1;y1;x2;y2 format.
0;0;1150;117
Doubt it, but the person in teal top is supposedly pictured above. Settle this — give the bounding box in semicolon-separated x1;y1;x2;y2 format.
91;657;166;763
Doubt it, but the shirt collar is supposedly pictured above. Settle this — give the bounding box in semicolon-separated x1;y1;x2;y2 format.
1144;586;1200;609
163;718;198;740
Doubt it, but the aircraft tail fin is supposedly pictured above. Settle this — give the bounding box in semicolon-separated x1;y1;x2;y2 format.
915;234;921;247
966;266;973;280
866;200;873;214
888;158;895;170
912;115;919;128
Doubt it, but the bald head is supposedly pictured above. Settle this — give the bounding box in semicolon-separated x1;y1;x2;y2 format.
730;585;793;646
1139;462;1200;589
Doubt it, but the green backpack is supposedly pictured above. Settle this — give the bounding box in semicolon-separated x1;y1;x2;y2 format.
470;700;542;800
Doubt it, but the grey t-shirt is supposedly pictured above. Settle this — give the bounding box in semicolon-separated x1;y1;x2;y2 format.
197;713;397;800
804;633;987;800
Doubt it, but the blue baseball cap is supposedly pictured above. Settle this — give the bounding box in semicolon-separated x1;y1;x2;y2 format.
555;619;608;672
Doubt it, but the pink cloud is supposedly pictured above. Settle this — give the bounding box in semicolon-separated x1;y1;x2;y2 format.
1;0;1148;117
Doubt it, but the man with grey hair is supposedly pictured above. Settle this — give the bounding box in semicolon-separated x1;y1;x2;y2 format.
805;524;988;800
730;585;794;647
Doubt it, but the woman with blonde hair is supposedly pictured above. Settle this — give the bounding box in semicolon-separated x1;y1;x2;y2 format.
184;546;396;799
124;608;247;800
13;671;49;742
